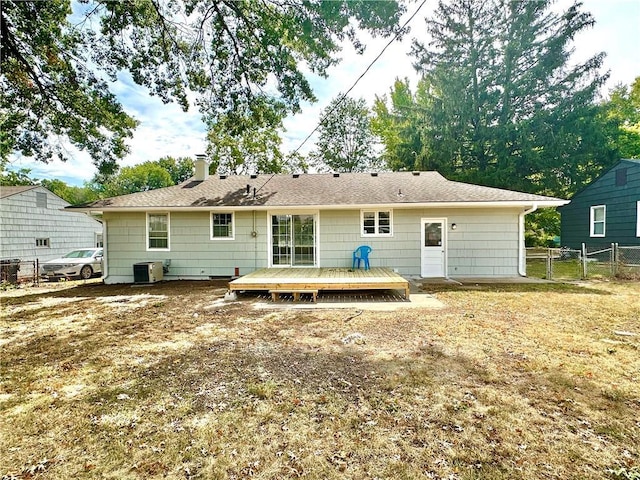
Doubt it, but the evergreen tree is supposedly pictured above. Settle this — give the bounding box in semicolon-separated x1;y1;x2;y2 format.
403;0;613;196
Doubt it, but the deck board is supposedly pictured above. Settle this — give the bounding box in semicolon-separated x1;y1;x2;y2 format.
229;267;410;299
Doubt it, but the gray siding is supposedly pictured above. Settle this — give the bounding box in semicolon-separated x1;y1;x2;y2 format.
319;208;520;277
104;211;268;282
560;160;640;248
104;207;523;283
0;187;102;262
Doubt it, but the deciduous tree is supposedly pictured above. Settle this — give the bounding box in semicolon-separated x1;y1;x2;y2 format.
1;0;137;174
207;115;287;175
99;162;174;197
372;78;434;173
157;156;195;184
311;95;381;172
601;77;640;159
40;178;100;205
1;0;404;172
0;166;34;186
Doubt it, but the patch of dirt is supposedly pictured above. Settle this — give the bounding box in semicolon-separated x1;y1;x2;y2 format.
1;279;639;480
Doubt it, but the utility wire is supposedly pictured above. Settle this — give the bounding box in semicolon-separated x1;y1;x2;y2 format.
254;0;429;196
292;0;428;156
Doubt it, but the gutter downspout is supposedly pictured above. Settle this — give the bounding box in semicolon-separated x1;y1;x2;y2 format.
101;219;109;283
518;204;537;276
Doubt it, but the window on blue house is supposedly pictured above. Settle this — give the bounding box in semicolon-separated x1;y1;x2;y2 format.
590;205;606;237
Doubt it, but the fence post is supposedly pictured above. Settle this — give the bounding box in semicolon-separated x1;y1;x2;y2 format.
581;243;587;279
545;248;552;280
610;243;616;277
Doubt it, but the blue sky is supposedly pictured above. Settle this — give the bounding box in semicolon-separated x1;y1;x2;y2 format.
7;0;640;186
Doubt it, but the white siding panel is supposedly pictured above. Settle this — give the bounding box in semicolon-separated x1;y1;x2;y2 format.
1;187;102;262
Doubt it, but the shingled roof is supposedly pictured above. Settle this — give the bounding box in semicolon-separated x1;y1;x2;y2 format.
0;185;39;199
70;171;566;210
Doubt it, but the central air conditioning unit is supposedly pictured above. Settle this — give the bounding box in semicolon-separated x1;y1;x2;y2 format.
133;261;164;283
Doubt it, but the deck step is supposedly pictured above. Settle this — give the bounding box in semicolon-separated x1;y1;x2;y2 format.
269;289;318;303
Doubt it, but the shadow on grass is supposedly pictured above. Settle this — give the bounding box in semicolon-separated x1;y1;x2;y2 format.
3;309;638;479
0;279;231;307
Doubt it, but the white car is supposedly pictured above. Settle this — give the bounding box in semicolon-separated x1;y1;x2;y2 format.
40;248;103;281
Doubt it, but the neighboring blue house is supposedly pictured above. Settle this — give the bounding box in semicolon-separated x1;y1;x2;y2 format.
559;159;640;249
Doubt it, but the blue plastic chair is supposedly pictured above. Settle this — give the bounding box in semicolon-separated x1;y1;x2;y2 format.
352;245;372;270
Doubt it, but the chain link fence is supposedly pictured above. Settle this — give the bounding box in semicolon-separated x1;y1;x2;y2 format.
0;259;40;286
617;246;640;279
526;244;640;281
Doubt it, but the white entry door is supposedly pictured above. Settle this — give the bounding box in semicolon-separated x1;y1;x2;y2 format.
421;218;446;277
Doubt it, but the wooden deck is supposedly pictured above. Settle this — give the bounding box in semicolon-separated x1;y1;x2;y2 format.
228;267;410;300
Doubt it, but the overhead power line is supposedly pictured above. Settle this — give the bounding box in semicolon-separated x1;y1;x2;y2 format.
255;0;429;196
291;0;428;156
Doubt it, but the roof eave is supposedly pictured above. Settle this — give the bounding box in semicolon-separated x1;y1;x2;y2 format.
67;199;568;215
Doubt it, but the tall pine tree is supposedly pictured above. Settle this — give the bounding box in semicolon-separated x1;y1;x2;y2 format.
399;0;615;196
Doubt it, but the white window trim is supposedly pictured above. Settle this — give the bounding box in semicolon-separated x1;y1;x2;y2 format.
267;210;320;268
360;209;393;237
210;212;235;240
146;212;171;251
637;201;640;237
589;205;606;238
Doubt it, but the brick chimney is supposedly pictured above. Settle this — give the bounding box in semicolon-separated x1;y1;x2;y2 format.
194;154;210;181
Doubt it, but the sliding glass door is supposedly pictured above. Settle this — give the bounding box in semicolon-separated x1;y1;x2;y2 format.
271;214;316;266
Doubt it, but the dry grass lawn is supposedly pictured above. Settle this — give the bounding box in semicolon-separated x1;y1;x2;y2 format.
1;279;639;479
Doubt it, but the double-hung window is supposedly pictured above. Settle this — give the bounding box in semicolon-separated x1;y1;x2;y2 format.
590;205;606;237
147;213;170;250
211;212;234;240
361;210;392;237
